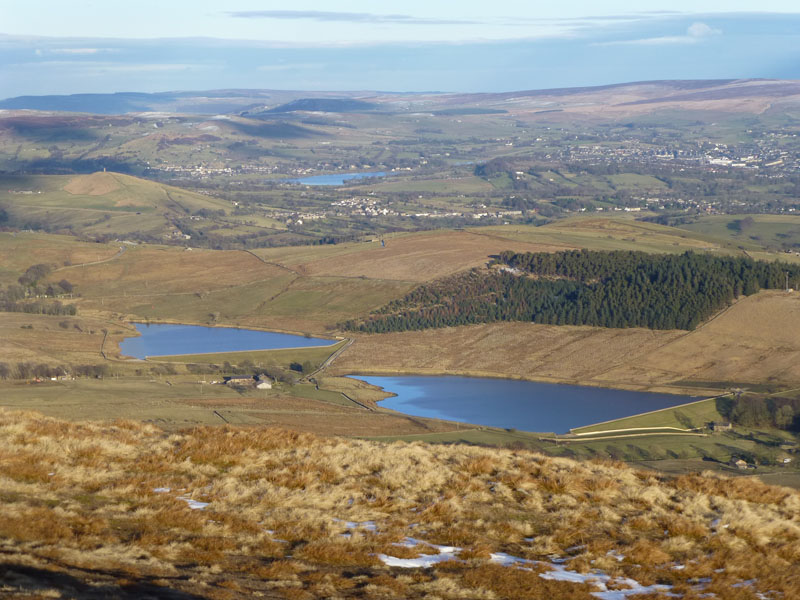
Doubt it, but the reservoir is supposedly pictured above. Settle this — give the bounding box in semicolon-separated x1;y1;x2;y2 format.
352;375;696;434
119;323;336;359
284;171;387;186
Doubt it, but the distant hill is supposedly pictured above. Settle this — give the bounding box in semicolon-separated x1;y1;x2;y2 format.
259;98;380;114
3;79;800;117
0;90;381;116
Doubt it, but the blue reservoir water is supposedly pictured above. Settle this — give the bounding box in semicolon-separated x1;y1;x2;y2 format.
119;323;336;359
284;171;387;186
352;375;697;434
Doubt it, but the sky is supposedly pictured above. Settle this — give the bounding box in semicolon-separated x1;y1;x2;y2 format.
2;1;800;97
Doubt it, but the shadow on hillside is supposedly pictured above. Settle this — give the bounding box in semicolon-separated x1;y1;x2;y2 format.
0;562;209;600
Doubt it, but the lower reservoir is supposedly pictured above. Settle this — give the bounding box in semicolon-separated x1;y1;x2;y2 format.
352;375;697;434
119;323;336;359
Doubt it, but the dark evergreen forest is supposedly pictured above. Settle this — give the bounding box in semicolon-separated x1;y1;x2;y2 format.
343;250;800;333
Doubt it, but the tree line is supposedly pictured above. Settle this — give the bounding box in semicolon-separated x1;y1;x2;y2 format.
0;264;77;315
343;250;800;333
717;394;800;432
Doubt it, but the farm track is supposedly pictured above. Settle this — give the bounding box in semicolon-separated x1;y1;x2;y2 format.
56;245;127;270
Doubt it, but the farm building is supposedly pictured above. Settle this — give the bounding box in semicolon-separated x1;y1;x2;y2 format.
711;422;733;432
224;375;255;387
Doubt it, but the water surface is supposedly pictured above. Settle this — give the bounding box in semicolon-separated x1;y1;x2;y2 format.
284;171;387;186
353;375;696;433
120;323;335;359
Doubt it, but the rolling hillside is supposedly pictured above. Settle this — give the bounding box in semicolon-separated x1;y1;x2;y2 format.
0;171;232;242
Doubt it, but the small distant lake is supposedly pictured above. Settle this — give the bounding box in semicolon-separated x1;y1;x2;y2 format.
120;323;335;359
352;375;697;434
283;171;387;186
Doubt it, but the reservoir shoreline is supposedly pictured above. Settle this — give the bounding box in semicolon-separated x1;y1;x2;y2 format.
349;373;700;434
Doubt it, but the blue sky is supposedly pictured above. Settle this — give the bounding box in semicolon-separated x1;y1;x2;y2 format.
3;2;800;96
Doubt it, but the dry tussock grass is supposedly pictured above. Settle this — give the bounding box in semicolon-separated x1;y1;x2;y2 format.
0;408;798;599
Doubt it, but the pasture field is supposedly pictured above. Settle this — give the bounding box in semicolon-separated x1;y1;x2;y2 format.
365;175;495;194
680;213;800;251
473;216;734;255
0;312;132;365
0;231;120;286
0;376;459;436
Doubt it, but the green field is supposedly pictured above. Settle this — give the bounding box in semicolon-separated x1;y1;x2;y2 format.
679;214;800;251
152;339;346;367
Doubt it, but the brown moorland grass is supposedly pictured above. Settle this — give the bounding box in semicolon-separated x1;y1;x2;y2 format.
296;229;571;282
0;409;798;599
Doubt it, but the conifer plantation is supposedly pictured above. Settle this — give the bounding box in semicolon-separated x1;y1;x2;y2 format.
346;250;800;333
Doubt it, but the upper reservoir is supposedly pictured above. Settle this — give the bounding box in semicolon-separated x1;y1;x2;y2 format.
353;375;697;434
284;171;387;186
119;323;336;359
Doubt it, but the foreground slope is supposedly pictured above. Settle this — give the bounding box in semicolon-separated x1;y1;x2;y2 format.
1;409;798;599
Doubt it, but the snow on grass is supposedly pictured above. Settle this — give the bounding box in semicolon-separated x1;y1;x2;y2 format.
151;487;208;509
334;519;378;532
542;564;677;599
177;496;209;510
377;536;679;598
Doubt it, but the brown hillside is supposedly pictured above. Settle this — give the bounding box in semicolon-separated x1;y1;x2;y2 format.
333;290;800;391
63;171;121;196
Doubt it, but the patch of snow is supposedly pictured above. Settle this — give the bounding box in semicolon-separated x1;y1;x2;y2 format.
153;487;171;493
378;552;457;568
606;550;625;562
490;552;534;568
178;496;209;510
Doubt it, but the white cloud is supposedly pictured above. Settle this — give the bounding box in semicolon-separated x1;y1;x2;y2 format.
50;48;104;55
257;63;326;72
687;22;721;37
595;21;722;46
